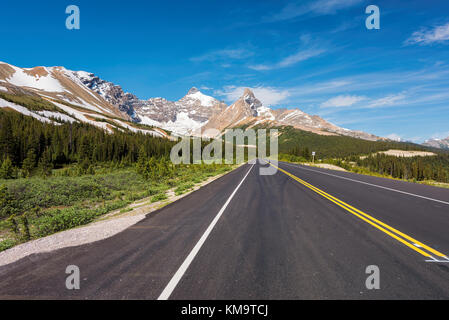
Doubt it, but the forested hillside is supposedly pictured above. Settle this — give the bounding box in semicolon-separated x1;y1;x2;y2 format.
0;107;232;251
0;108;174;179
276;126;429;159
274;126;449;183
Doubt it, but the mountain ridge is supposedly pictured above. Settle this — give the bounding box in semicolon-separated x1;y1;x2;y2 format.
423;136;449;149
0;61;398;142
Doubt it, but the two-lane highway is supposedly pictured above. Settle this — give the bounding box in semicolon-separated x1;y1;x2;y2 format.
1;160;448;299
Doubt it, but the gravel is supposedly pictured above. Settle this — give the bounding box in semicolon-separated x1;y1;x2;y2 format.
0;167;237;268
0;214;146;267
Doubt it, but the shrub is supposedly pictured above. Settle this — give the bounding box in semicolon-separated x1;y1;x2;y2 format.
151;193;168;203
175;182;194;195
0;239;16;252
0;157;15;179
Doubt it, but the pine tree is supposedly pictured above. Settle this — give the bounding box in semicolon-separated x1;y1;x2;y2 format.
136;146;147;176
38;150;53;177
22;149;36;178
0;157;14;179
0;184;16;219
19;213;31;241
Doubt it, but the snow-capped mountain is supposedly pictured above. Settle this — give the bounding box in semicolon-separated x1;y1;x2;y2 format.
64;69;227;136
423;136;449;149
202;88;380;141
71;70;141;121
0;61;381;141
135;87;227;136
0;62;167;138
0;62;128;119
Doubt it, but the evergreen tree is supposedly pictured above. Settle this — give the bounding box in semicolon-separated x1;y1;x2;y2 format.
22;149;36;178
0;185;17;219
0;157;14;179
38;150;53;177
136;146;147;175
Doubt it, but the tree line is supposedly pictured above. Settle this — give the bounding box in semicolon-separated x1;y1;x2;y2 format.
276;126;449;183
0;108;175;179
352;154;449;182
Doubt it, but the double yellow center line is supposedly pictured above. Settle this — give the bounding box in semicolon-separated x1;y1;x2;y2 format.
268;162;448;261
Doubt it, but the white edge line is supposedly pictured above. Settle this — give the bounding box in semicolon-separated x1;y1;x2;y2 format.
157;163;255;300
281;162;449;206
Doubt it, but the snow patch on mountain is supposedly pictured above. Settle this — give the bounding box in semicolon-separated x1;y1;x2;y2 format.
184;90;216;107
6;65;65;92
140;111;206;136
423;136;449;149
0;98;57;124
49;100;113;133
36;110;77;123
256;105;275;120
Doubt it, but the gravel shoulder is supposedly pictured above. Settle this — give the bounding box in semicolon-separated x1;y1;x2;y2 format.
302;162;347;171
0;167;237;267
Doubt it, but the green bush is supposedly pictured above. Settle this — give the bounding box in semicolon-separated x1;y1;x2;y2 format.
175;182;194;195
35;208;96;237
151;193;168;203
0;239;17;252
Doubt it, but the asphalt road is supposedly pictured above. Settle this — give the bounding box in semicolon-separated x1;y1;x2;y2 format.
1;160;449;299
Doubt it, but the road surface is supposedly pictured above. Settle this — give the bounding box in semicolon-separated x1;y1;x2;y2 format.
1;160;449;299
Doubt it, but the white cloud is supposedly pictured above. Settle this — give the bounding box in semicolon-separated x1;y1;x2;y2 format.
405;22;449;45
429;131;449;140
190;49;253;62
249;48;325;71
365;93;406;108
320;95;366;107
215;86;290;106
248;64;271;71
268;0;364;22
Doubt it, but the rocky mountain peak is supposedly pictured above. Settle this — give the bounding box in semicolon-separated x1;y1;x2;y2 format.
238;88;261;117
187;87;200;95
423;136;449;149
243;88;255;98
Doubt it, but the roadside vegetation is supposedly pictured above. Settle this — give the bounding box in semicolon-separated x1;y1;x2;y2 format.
273;126;449;186
0;108;233;252
0;161;232;252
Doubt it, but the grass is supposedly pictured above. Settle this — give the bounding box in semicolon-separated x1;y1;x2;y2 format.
119;207;134;214
0;238;16;252
0;92;61;113
150;193;168;203
174;182;195;195
0;163;235;252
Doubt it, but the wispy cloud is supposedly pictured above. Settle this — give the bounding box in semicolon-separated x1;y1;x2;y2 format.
320;95;366;107
405;22;449;45
215;85;290;106
429;131;449;140
266;0;365;22
364;93;406;108
190;48;253;62
249;48;326;71
384;134;424;143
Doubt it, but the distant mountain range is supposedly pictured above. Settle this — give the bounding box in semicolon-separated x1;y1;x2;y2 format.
0;61;443;147
423;136;449;149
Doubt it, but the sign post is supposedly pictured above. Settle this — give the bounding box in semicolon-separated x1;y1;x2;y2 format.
312;151;316;164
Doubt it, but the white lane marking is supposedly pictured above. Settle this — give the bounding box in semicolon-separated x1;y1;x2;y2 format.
157;164;255;300
425;256;449;263
281;162;449;206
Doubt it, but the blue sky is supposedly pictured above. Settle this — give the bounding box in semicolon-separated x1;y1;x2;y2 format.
1;0;449;142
